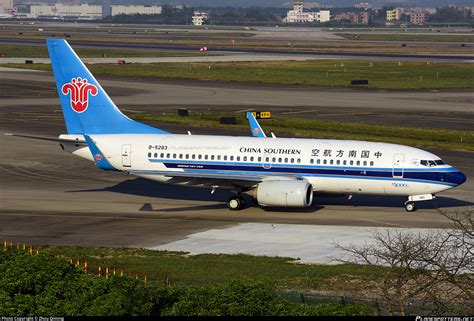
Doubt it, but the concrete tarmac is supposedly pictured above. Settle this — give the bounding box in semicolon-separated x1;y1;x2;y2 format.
0;68;473;250
1;67;473;130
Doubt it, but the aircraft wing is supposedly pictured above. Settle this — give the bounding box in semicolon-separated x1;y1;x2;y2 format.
130;169;299;183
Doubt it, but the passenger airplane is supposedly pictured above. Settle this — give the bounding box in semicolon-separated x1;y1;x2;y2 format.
13;39;468;212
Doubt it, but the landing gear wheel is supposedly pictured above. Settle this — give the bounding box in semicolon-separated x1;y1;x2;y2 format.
405;202;417;212
227;197;243;211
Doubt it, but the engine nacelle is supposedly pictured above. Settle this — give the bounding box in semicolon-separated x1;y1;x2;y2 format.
253;180;313;207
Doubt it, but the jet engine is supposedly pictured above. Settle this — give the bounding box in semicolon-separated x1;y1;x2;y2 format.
251;180;313;207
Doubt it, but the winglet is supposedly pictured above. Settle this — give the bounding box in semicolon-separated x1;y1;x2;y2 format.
83;135;116;171
246;112;266;138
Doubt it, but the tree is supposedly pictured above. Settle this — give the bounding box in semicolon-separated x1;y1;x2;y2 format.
336;207;473;315
432;6;472;22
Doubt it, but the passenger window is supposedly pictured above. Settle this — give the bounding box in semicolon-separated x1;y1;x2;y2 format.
237;156;240;161
205;155;209;160
217;155;221;160
350;160;354;165
291;158;294;163
285;158;288;163
356;161;360;166
173;153;176;158
297;159;301;163
258;157;262;162
317;159;321;164
272;157;276;162
179;154;183;159
343;160;347;165
160;153;164;158
230;156;234;161
148;152;151;157
310;159;314;164
211;155;215;160
167;153;170;158
154;153;158;158
336;160;340;165
278;157;282;163
363;161;367;166
198;154;202;160
330;160;334;165
224;155;227;161
192;154;196;159
323;159;327;165
185;154;189;159
250;156;254;162
370;161;374;166
243;156;247;161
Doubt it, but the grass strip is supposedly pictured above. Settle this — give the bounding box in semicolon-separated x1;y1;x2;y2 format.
336;33;474;42
44;245;385;294
0;44;209;58
2;60;473;90
132;113;474;152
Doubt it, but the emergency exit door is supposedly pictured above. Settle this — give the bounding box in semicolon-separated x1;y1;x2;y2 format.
122;144;131;167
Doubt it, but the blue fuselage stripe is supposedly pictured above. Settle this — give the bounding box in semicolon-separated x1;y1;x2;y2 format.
146;159;458;187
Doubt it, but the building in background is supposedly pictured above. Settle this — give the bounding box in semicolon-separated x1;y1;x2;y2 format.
410;10;427;25
101;0;111;18
333;10;371;25
284;0;330;23
334;12;360;24
360;11;370;25
354;2;370;10
26;4;162;20
29;4;101;20
111;5;161;16
0;0;13;12
192;11;208;26
386;8;401;22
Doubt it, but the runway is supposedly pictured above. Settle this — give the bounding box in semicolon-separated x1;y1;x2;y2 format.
0;67;473;253
2;37;473;62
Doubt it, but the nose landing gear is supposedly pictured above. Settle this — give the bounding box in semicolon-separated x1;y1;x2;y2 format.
405;201;417;212
404;194;435;213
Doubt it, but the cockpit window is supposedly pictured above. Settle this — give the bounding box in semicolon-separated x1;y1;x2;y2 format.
420;159;445;167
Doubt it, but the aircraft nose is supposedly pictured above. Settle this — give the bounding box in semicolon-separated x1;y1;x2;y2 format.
447;170;467;186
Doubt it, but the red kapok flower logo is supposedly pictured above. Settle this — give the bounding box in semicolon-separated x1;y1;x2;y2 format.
61;77;98;113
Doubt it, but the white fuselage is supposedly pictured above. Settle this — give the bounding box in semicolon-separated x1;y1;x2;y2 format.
61;134;461;197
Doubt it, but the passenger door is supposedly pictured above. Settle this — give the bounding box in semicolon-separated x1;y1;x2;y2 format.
392;153;404;178
122;144;131;167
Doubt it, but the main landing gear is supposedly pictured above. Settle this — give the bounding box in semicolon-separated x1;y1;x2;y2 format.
404;194;435;213
227;193;247;211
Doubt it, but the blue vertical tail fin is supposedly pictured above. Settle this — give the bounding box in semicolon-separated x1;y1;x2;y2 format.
47;38;168;135
246;112;266;138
